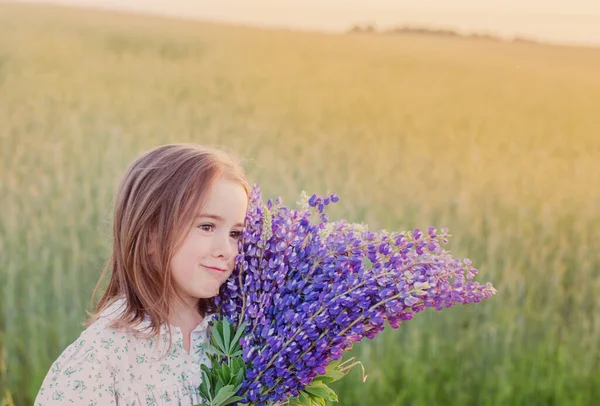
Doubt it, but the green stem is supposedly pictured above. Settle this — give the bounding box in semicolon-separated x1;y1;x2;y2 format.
237;266;248;331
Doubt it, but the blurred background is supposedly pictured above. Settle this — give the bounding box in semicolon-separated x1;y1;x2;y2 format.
1;1;599;405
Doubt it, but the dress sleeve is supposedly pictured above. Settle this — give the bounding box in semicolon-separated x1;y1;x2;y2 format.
34;339;117;405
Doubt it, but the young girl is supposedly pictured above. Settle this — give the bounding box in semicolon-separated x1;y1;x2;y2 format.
35;143;250;405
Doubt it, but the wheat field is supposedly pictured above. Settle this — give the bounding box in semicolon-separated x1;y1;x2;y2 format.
1;3;600;405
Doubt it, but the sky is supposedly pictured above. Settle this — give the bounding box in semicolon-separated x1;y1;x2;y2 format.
17;0;600;46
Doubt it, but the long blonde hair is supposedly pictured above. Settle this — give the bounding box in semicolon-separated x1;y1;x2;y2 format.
87;143;249;338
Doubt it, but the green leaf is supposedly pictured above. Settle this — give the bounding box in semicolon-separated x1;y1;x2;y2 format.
234;363;245;384
200;369;212;400
232;383;243;394
198;375;211;402
214;378;224;396
203;342;227;357
204;346;227;358
211;324;226;353
223;319;231;354
312;375;334;385
291;392;312;406
221;362;232;384
212;384;236;405
229;356;240;372
312;357;355;384
304;381;338;402
319;369;346;384
311;397;327;406
200;363;212;374
235;355;247;371
324;358;342;373
220;397;244;406
231;321;248;347
195;317;251;406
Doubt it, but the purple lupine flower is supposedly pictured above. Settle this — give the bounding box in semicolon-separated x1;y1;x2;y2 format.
214;185;497;405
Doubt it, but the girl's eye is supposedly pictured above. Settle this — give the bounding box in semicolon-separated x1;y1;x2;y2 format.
230;230;242;240
198;224;214;232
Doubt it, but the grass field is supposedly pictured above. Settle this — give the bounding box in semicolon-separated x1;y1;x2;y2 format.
1;3;600;405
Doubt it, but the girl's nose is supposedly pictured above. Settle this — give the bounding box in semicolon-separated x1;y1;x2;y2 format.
213;232;234;259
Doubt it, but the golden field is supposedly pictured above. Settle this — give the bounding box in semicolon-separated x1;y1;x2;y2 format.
1;3;599;405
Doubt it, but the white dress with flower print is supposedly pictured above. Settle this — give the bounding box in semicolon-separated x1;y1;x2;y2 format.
34;299;215;406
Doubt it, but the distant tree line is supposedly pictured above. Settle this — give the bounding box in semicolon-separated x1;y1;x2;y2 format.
347;23;538;44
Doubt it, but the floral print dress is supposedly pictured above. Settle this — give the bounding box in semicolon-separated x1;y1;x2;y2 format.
35;299;215;405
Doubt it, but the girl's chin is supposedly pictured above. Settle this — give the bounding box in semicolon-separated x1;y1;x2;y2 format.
193;286;221;299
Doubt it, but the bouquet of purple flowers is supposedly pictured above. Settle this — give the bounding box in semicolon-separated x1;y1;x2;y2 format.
196;185;497;406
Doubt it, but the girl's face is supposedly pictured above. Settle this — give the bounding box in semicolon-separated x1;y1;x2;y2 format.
170;177;248;306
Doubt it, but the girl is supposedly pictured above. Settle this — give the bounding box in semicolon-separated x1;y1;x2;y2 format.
35;143;250;405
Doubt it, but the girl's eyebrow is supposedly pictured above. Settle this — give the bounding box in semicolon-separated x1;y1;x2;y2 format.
196;214;244;228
